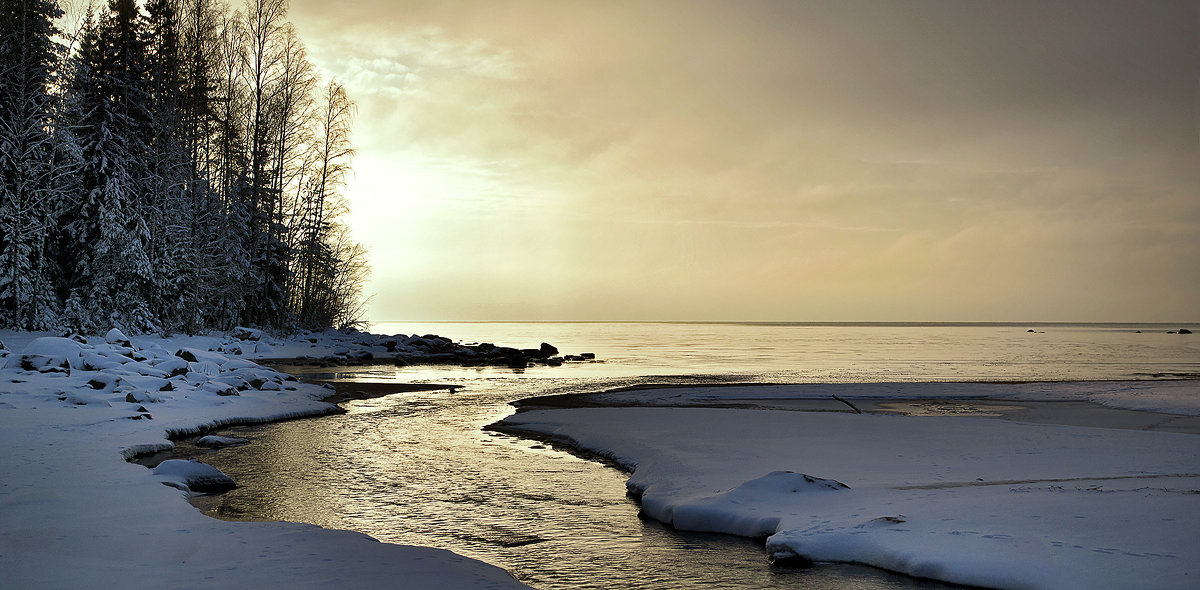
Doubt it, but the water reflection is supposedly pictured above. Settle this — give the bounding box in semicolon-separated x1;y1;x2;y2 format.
190;378;960;589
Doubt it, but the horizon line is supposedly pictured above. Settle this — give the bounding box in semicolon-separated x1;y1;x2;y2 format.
365;320;1198;327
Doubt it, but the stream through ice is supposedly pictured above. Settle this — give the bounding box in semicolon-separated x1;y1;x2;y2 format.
179;322;1196;588
185;373;959;589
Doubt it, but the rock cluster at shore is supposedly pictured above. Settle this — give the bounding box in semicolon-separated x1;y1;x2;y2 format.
263;327;599;369
13;326;601;370
0;330;303;413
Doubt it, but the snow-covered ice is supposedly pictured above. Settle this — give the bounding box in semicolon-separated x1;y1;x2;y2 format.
497;382;1200;590
0;330;529;589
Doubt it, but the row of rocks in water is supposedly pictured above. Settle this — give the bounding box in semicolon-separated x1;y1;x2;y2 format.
1028;328;1194;334
272;328;599;369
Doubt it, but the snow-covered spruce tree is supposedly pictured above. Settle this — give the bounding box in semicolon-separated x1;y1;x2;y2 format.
0;0;66;329
60;1;158;333
145;0;206;333
176;0;233;332
197;7;256;330
6;0;372;334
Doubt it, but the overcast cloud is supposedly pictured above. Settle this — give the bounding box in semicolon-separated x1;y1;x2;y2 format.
290;0;1198;321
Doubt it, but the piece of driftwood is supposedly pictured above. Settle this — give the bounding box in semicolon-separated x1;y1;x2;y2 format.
831;394;862;414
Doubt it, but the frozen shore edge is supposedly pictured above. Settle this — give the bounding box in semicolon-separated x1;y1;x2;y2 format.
492;381;1200;590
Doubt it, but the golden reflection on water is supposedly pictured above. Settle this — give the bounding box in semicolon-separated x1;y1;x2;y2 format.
188;377;960;590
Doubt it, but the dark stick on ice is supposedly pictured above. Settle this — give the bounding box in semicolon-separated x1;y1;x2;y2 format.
831;394;862;414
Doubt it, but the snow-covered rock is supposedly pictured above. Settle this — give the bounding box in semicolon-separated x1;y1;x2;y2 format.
104;328;132;346
153;459;237;493
3;337;87;372
152;357;190;376
196;435;250;448
232;326;264;341
175;347;227;365
188;360;221;377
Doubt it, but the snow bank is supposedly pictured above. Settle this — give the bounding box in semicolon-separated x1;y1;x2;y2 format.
0;329;529;589
498;384;1200;590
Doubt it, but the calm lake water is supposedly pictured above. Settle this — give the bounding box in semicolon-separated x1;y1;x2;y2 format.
369;321;1199;382
191;322;1198;590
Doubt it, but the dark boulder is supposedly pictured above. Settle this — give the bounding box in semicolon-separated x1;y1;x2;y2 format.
1180;328;1193;334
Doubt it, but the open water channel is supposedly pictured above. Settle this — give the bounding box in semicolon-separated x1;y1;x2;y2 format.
181;322;1196;589
186;373;957;589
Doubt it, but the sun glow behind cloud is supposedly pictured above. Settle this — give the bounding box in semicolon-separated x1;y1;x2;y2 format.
290;0;1199;322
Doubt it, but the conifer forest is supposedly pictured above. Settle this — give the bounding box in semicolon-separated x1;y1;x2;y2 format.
0;0;368;334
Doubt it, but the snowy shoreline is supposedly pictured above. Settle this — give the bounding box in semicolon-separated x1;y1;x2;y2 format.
496;382;1200;590
4;326;1198;589
0;329;532;589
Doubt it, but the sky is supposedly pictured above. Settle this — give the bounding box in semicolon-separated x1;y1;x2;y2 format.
287;0;1198;322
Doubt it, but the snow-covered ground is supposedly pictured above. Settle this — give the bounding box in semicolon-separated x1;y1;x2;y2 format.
497;382;1200;590
6;325;1198;590
0;329;529;589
